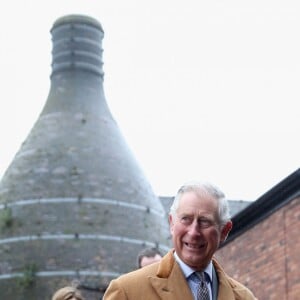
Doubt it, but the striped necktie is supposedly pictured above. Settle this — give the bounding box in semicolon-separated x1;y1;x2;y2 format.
196;272;210;300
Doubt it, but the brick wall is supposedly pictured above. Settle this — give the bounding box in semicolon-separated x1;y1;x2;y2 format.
216;196;300;300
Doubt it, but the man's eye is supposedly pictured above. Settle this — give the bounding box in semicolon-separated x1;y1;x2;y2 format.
199;219;213;228
181;216;191;223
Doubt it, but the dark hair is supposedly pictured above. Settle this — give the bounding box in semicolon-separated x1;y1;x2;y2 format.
137;247;162;268
52;286;84;300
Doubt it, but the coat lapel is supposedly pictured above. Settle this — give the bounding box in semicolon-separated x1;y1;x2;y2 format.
212;258;237;300
148;250;194;300
212;264;219;300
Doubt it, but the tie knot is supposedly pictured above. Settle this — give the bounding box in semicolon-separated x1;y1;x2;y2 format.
195;272;210;300
196;271;206;283
189;271;210;300
190;271;206;284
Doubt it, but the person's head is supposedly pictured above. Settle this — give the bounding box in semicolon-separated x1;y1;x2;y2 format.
169;181;232;271
52;286;84;300
137;247;163;268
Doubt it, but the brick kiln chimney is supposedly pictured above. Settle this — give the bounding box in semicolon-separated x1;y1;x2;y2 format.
0;15;170;299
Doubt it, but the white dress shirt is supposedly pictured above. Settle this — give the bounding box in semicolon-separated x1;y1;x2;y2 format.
174;251;213;300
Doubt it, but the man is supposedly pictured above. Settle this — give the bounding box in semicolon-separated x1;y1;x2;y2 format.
137;247;163;268
51;286;84;300
103;181;257;299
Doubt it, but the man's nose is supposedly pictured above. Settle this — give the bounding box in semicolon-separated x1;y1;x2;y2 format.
188;220;202;235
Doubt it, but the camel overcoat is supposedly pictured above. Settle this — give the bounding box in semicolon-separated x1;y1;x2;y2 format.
103;249;257;300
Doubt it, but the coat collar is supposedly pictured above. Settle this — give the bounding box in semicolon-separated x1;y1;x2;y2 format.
212;258;235;300
148;249;194;299
149;249;252;300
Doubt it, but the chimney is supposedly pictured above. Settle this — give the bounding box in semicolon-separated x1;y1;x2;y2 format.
0;15;170;299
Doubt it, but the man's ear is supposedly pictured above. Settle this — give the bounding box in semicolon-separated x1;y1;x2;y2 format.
169;214;174;234
220;221;232;242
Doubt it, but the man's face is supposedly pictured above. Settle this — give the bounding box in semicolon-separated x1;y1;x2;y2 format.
140;254;162;268
169;191;232;271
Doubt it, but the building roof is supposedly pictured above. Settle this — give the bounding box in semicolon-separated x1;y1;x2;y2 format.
223;168;300;246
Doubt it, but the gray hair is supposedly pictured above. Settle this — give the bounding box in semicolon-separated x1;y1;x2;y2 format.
169;181;231;226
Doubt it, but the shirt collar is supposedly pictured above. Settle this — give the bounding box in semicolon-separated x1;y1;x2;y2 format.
174;251;213;283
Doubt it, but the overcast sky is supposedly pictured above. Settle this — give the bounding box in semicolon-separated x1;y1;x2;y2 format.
0;1;299;201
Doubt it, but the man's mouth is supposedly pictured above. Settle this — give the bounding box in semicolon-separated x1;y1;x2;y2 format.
184;242;205;249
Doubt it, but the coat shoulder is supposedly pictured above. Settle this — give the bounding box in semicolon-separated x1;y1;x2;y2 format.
212;258;257;300
227;277;257;300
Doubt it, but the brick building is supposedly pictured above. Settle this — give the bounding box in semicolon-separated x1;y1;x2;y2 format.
216;168;300;300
